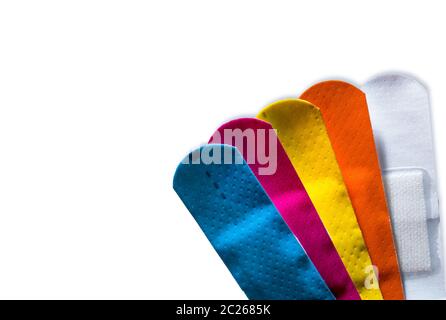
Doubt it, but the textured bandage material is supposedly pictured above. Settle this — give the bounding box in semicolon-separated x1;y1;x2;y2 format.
209;118;360;300
173;144;335;300
383;169;431;273
257;99;383;300
300;81;404;300
363;73;444;299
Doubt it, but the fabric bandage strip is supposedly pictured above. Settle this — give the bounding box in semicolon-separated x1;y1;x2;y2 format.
363;73;444;300
300;81;404;300
209;118;360;300
257;99;383;300
173;144;335;300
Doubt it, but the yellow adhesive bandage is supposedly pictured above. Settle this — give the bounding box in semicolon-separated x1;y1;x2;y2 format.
257;99;383;300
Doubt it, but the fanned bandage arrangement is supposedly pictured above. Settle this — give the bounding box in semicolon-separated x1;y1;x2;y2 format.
173;73;444;300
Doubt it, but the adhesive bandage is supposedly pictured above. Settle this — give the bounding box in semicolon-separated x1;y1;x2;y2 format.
209;118;360;300
300;81;404;300
257;99;383;300
173;144;335;300
363;74;445;299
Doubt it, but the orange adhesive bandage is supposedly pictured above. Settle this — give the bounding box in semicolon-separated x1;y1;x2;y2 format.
300;81;404;300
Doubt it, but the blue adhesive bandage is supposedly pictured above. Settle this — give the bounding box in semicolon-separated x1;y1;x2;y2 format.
173;144;335;300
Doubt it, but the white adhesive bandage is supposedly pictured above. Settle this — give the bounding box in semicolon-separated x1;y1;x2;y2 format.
363;73;444;299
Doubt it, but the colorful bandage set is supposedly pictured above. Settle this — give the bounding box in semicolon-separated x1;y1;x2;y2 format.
173;73;445;300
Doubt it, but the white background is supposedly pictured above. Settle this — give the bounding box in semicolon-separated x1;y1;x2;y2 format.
0;1;445;299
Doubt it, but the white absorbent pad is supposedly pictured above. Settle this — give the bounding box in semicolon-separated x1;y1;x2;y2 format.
384;169;431;273
363;73;444;300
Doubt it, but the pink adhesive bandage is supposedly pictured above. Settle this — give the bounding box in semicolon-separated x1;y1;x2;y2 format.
208;118;360;300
